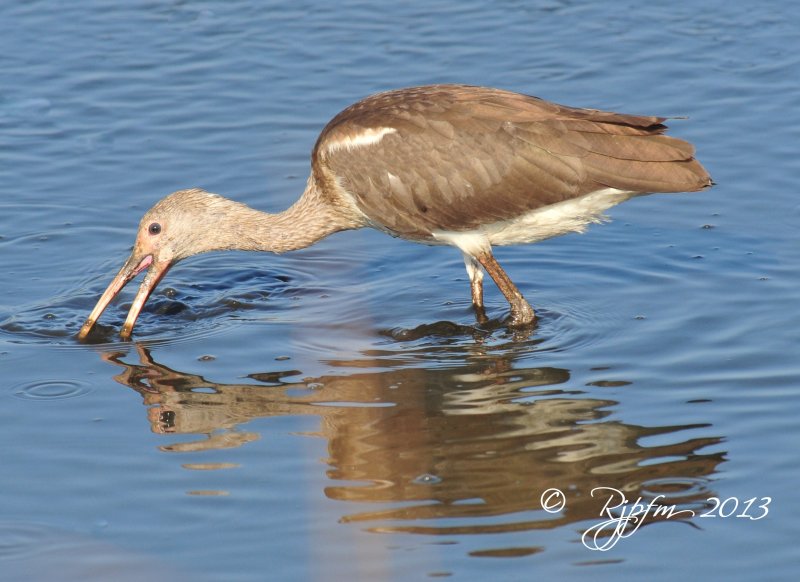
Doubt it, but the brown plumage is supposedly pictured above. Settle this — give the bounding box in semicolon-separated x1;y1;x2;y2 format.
78;84;712;339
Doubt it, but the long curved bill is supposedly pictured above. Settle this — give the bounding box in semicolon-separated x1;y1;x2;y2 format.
77;254;171;340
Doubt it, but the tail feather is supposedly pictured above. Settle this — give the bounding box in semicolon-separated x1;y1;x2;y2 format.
584;154;712;193
557;114;713;194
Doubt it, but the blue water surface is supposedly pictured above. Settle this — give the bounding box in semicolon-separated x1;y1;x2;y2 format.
1;1;799;580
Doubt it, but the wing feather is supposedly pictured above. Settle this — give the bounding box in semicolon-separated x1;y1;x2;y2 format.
314;85;711;238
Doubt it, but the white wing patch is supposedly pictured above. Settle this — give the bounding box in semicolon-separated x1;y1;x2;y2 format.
325;127;397;154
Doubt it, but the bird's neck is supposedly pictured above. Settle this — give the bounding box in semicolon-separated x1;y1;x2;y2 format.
227;179;360;254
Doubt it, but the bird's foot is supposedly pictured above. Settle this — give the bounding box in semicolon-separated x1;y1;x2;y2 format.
508;302;536;328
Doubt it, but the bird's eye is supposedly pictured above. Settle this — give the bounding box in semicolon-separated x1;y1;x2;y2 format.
148;222;162;235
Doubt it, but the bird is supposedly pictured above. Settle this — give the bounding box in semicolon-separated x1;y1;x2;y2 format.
77;84;712;340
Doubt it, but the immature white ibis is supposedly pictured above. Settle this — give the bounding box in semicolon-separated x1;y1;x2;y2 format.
78;84;712;339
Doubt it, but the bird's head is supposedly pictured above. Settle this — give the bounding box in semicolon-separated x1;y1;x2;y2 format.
77;188;239;340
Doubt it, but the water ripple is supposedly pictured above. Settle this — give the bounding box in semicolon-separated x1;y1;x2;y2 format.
0;260;299;347
0;522;47;560
640;476;712;500
11;379;92;401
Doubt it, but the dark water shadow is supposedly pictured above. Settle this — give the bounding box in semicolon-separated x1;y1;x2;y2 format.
99;343;726;538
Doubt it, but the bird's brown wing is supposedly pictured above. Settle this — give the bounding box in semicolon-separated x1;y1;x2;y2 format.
315;85;710;238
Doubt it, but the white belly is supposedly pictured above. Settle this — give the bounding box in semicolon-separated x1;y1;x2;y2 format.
431;187;638;255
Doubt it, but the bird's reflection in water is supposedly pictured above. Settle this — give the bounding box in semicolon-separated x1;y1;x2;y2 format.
101;343;725;536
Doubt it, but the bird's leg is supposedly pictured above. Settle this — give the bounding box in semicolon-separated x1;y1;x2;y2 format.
475;250;536;326
462;252;488;323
